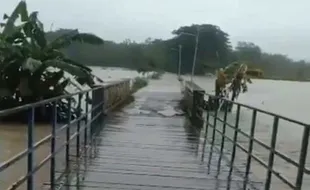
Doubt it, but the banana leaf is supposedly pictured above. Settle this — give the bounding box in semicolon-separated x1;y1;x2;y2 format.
2;1;28;36
22;57;42;72
43;59;93;82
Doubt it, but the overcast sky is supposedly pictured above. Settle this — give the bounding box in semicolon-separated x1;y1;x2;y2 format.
2;0;310;60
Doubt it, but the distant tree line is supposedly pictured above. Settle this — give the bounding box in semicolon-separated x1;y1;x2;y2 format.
47;24;310;81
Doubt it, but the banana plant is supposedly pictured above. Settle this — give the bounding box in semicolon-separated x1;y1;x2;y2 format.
0;1;104;121
216;62;263;101
0;1;104;98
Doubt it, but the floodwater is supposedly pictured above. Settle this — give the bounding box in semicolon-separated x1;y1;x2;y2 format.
0;67;143;190
1;68;310;189
188;75;310;190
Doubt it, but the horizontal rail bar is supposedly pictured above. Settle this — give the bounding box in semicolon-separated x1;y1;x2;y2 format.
182;79;310;189
6;111;102;190
1;78;131;190
0;101;104;172
211;115;310;174
212;115;310;174
201;92;309;127
208;122;296;189
0;79;130;117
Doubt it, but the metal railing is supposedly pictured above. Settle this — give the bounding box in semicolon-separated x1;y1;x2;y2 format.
0;79;131;190
201;92;310;190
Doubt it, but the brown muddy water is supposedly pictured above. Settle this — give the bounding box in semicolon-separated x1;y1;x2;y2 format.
0;124;52;190
186;75;310;190
1;69;310;189
0;67;142;190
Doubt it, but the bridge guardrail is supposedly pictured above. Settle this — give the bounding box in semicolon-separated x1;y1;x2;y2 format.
181;81;205;128
0;79;131;190
196;86;310;190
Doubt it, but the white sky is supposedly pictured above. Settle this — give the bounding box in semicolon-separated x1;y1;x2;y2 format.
1;0;310;60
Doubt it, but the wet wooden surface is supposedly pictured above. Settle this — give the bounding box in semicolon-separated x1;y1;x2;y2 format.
63;90;262;190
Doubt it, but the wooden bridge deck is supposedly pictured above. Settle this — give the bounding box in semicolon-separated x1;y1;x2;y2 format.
64;88;262;189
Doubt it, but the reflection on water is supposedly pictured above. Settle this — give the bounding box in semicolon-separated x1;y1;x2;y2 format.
182;118;201;156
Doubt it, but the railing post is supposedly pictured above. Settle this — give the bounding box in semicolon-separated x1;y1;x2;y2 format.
76;94;82;158
90;89;96;136
228;104;241;178
197;91;205;128
104;86;109;113
191;89;196;120
243;109;257;189
211;103;218;147
84;92;89;152
91;86;104;136
65;98;71;171
204;110;210;139
50;101;57;190
217;100;228;172
264;116;279;190
27;107;35;190
295;125;310;189
201;109;210;162
101;87;105;124
207;103;218;173
192;90;197;122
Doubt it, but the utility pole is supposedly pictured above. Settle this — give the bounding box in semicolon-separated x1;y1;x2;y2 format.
178;45;182;77
190;26;200;84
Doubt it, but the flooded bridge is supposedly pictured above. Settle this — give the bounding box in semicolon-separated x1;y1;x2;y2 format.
0;75;309;190
69;90;263;190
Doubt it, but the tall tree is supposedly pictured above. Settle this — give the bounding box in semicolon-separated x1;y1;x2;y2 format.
169;24;232;74
234;41;262;64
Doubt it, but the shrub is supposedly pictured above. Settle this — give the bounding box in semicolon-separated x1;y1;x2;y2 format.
150;71;164;80
131;77;148;93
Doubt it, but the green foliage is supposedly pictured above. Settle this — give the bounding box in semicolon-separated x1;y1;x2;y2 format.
42;24;310;81
233;41;310;80
0;1;103;121
47;30;104;50
170;24;231;74
150;72;162;80
234;42;262;64
56;24;231;75
132;77;148;93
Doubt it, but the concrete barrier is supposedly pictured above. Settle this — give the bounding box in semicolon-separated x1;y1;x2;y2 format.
181;81;205;128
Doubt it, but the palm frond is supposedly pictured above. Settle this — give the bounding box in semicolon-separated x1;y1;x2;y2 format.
2;1;28;36
46;57;102;84
3;14;9;20
33;26;47;48
22;57;42;72
54;78;70;93
43;59;92;79
19;2;29;22
21;12;46;49
29;11;43;30
5;31;25;44
62;58;92;72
